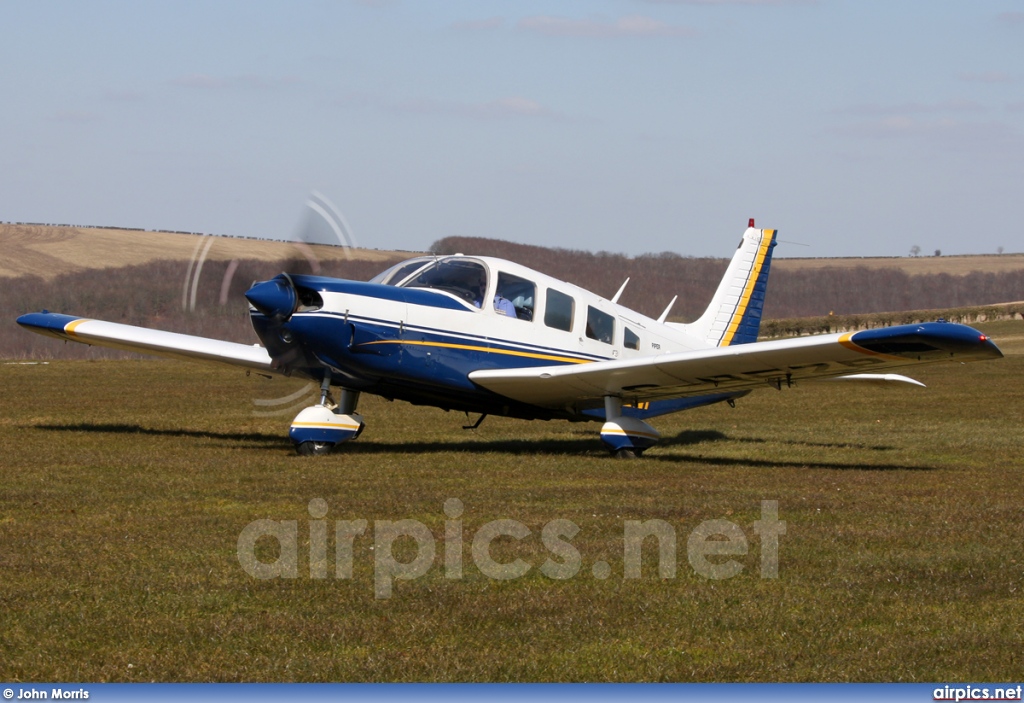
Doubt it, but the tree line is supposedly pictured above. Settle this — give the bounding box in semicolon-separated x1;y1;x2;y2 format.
3;238;1023;359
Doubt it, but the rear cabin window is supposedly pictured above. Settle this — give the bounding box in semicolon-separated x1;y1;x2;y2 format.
496;272;536;321
624;327;640;350
586;306;615;345
544;289;574;332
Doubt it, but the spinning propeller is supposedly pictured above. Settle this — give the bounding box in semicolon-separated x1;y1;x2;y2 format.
181;190;358;417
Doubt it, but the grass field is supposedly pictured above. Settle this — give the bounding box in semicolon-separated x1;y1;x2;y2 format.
2;320;1023;682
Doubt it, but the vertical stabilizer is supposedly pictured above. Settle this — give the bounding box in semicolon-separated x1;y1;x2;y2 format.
686;225;777;346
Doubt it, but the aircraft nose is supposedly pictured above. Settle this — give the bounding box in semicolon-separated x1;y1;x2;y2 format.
245;275;298;321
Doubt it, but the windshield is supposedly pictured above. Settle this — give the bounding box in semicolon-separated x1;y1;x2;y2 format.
402;257;488;307
369;257;434;286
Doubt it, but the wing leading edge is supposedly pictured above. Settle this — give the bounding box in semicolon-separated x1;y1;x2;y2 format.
469;322;1002;408
16;312;276;374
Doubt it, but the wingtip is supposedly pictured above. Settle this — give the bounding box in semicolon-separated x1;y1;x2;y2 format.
16;312;84;335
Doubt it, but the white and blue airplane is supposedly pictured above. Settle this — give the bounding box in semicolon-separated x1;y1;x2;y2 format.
17;221;1003;457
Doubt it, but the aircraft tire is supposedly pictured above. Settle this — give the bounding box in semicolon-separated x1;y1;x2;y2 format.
613;448;637;460
296;440;335;456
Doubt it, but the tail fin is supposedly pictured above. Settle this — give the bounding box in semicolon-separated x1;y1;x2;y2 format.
683;224;777;346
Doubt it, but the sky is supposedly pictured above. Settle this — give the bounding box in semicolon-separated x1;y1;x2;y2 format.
2;1;1022;259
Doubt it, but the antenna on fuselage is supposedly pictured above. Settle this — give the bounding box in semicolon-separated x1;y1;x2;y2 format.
656;295;678;324
611;277;630;304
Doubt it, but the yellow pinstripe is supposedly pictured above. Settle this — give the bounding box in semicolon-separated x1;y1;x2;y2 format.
63;318;93;337
838;333;905;361
290;421;362;431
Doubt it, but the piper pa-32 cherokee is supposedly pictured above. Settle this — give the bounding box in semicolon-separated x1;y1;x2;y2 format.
17;220;1003;457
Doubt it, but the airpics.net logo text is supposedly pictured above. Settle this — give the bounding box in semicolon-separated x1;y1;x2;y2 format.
237;499;786;599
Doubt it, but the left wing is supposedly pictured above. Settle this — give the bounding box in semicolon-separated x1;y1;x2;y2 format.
17;312;277;374
469;322;1001;408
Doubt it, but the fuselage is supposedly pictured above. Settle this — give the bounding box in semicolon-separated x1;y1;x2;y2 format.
247;255;726;420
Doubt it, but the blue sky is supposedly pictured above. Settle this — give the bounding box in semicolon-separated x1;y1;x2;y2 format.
2;1;1022;258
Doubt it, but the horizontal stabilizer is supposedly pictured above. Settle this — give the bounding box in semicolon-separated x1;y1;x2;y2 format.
820;373;926;387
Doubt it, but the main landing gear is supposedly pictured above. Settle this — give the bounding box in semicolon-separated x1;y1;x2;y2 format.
289;375;364;456
287;384;658;458
600;396;660;459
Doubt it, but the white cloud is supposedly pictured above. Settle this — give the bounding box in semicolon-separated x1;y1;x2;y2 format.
832;115;1019;154
169;73;302;91
335;92;566;122
101;89;147;102
234;74;303;90
958;71;1016;84
517;14;696;39
835;99;985;116
478;97;549;118
170;73;229;90
53;110;98;124
641;0;815;4
399;95;561;121
450;17;504;31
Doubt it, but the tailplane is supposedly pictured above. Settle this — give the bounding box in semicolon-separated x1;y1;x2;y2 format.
677;221;778;346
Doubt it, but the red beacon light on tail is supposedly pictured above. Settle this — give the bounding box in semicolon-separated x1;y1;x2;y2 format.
749;218;755;228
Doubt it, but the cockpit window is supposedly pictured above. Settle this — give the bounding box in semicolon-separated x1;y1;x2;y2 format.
369;258;433;286
402;258;488;307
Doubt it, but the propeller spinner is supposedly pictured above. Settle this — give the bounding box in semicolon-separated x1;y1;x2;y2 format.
245;273;299;322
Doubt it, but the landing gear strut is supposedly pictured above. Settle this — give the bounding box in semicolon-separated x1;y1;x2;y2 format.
289;372;364;456
599;396;660;459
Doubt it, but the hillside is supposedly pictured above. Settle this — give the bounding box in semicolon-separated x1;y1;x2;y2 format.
0;224;403;280
4;223;1024;280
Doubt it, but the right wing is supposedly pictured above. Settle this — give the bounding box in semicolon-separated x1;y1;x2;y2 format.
17;312;277;374
469;322;1001;409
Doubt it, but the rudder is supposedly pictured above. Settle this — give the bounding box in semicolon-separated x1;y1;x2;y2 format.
686;224;778;347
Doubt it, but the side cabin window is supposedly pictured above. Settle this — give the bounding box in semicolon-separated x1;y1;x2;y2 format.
624;326;640;351
586;306;615;345
495;272;535;321
544;289;574;332
403;259;487;308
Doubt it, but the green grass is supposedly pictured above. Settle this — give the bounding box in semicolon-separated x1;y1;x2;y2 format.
1;320;1022;682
